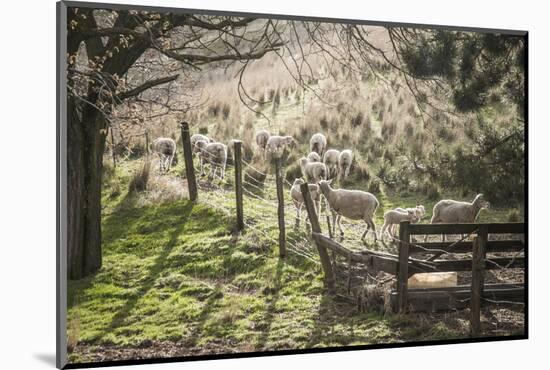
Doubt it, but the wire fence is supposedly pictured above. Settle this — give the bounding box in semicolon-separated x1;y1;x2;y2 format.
189;149;320;264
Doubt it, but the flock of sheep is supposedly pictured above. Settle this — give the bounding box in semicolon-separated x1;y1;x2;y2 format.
148;130;490;243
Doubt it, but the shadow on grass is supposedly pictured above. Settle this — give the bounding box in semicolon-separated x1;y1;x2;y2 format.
255;258;284;350
100;202;195;336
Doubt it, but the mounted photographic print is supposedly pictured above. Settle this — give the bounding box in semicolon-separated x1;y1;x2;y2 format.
56;1;527;368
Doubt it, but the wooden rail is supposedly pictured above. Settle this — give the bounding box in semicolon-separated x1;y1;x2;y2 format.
405;222;524;235
409;240;525;254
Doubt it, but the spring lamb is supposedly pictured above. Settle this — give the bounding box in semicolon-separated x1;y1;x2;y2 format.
290;178;321;227
381;209;418;239
299;157;327;183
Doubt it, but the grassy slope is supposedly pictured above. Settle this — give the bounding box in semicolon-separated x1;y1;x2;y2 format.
70;162;501;363
69;68;523;362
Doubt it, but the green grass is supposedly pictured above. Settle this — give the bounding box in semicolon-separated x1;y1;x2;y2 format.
68;155;522;363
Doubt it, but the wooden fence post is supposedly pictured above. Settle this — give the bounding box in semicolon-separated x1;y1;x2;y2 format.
145;129;150;160
180;122;198;202
470;226;487;337
301;183;335;292
274;157;286;257
397;221;411;313
110;127;117;168
234;140;244;231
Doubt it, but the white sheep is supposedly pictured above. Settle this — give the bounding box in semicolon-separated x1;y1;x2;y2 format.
323;149;341;179
429;194;490;241
191;134;213;150
197;142;228;180
338;149;353;180
290;178;321;227
151;137;176;173
227;139;239;162
395;205;426;222
318;179;379;241
265;135;295;160
299;157;327;183
307;152;321;162
310;133;327;155
255;130;270;151
381;209;418;239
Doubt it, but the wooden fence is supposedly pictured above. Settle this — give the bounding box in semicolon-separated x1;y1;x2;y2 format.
299;184;525;336
180;122;287;257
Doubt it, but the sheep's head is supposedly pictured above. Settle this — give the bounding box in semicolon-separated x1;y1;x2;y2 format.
194;140;207;154
415;204;426;219
284;136;297;150
293;178;305;186
308;152;321;162
473;194;490;210
319;167;327;180
407;209;419;222
318;179;333;195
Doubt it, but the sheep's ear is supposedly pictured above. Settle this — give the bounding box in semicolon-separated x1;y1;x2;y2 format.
327;178;333;185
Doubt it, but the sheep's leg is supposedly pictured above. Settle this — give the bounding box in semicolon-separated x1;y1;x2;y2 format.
331;212;339;237
336;215;344;237
167;154;174;171
200;158;206;177
295;203;301;228
362;217;377;242
361;222;370;241
381;221;388;240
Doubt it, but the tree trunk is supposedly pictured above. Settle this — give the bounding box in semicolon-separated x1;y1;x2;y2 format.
67;97;107;280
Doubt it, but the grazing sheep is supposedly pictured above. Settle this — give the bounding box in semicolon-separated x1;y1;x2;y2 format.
198;142;228;180
429;194;490;241
338;149;353;180
151;137;176;173
323;149;341;179
227;139;238;162
290;178;321;227
299;157;327;183
191;134;213;150
310;133;327;155
307;151;321;162
255;130;271;151
381;209;418;239
265;135;296;160
318;179;379;241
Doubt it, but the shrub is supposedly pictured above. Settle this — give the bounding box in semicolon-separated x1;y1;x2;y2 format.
208;102;221;117
422;181;440;200
320;115;329;130
285;161;303;183
222;103;231;120
351;111;364;127
507;209;521;222
129;160;151;193
367;178;381;194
